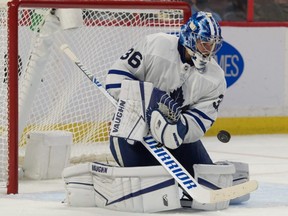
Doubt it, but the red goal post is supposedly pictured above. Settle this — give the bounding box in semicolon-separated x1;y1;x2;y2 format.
1;0;191;194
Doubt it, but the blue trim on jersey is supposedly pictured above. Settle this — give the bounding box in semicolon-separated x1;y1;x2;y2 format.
94;178;175;206
105;83;121;90
191;108;215;126
108;69;138;80
184;111;206;133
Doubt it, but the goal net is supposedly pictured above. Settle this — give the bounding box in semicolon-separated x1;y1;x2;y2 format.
0;0;190;193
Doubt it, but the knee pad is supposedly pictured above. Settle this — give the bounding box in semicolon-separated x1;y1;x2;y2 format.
180;163;235;211
215;161;250;204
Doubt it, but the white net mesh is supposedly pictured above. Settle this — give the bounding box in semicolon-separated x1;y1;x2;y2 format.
0;3;188;188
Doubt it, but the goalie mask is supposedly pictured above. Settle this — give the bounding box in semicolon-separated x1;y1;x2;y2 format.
179;11;223;72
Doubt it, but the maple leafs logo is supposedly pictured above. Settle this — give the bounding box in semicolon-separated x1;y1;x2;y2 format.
169;87;185;107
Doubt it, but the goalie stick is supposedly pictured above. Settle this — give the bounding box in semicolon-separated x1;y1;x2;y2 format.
60;44;258;204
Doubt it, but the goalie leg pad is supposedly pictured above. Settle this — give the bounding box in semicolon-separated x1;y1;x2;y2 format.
63;162;181;212
181;163;235;211
215;161;250;204
92;163;181;213
62;163;96;207
229;161;250;204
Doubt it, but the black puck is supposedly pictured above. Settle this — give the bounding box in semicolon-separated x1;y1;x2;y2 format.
217;130;231;143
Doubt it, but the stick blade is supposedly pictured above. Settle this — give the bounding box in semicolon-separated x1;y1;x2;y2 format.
210;180;258;203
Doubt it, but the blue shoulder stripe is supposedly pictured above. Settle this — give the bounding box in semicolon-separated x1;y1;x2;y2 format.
108;69;138;80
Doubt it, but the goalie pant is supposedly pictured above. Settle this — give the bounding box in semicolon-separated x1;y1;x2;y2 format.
62;161;250;212
110;136;212;177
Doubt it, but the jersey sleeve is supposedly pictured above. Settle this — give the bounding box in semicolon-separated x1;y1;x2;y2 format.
105;38;147;100
182;73;226;143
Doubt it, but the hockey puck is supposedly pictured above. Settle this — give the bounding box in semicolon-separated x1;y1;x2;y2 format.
217;130;231;143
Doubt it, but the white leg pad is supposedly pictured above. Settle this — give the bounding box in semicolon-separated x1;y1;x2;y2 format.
62;163;95;207
191;163;235;211
229;161;250;204
215;161;250;204
92;163;181;213
63;162;181;212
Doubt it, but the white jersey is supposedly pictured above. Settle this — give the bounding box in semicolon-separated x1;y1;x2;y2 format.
106;33;226;143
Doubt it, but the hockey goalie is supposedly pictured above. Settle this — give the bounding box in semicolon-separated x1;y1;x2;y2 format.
63;11;252;213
